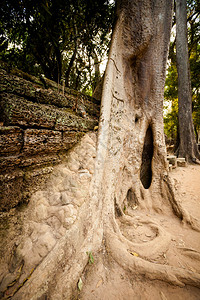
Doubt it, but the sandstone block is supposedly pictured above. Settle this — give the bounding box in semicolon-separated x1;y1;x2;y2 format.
0;170;24;211
167;155;177;168
177;157;186;167
1;93;57;128
55;110;96;131
0;68;100;119
0;155;21;170
0;126;23;156
168;163;173;171
62;131;83;150
19;154;60;168
23;129;62;154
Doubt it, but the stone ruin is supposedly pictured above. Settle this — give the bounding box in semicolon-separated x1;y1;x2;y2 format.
0;62;100;212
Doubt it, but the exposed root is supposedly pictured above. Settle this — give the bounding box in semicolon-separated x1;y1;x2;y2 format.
191;158;200;165
178;247;200;260
106;230;200;288
112;214;171;259
163;175;200;232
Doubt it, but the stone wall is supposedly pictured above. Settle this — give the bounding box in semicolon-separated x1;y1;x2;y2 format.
0;65;100;211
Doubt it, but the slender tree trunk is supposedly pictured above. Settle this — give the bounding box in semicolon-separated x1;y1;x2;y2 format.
92;50;100;92
176;0;200;162
65;47;77;88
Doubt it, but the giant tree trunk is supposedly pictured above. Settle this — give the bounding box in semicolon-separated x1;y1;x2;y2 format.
1;1;200;299
176;0;200;162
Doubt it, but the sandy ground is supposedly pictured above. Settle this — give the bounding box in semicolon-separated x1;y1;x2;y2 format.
78;164;200;300
171;164;200;222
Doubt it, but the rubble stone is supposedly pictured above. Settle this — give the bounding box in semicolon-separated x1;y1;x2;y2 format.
177;157;186;167
167;155;177;169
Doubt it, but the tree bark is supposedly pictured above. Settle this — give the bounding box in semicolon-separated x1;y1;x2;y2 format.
65;46;77;88
176;0;200;162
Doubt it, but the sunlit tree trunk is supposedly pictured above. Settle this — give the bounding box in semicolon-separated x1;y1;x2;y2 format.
176;0;200;162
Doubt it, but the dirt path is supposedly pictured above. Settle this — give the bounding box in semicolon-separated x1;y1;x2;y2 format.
79;164;200;300
170;164;200;222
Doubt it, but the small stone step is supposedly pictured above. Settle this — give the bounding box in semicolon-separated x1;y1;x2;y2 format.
167;160;173;171
169;163;173;171
177;157;186;167
167;155;177;168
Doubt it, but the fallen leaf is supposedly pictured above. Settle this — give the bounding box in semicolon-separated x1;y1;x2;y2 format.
130;251;139;257
96;279;103;288
78;278;83;291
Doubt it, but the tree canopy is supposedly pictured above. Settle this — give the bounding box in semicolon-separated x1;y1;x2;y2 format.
0;0;114;93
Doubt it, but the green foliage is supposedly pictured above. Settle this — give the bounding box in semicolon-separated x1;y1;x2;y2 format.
0;0;115;92
86;251;94;265
164;63;178;101
164;0;200;142
123;205;126;213
164;61;178;143
164;98;178;144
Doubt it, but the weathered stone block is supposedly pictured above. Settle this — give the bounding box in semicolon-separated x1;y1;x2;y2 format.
23;166;54;196
0;93;57;128
20;154;61;168
0;68;100;119
177;157;186;167
0;171;24;211
23;129;62;154
0;155;21;170
0;126;23;156
62;131;82;150
1;93;97;132
167;155;177;168
55;110;96;131
167;161;173;172
0;68;40;98
0;166;54;211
